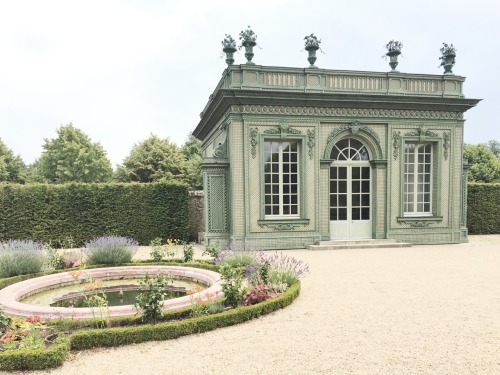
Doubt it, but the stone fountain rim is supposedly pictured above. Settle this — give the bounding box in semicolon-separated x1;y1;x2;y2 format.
0;265;222;319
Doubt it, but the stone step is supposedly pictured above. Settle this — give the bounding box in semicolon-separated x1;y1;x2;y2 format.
306;239;412;251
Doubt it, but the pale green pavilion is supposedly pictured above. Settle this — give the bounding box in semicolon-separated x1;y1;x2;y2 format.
193;36;480;249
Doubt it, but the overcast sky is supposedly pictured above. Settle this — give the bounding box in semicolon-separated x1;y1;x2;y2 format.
0;0;498;168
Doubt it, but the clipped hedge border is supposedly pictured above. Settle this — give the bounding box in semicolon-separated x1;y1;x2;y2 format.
0;181;189;246
0;264;301;371
467;183;500;234
70;281;300;350
0;336;70;371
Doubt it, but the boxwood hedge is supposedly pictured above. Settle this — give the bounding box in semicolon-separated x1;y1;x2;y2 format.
467;183;500;234
0;182;189;246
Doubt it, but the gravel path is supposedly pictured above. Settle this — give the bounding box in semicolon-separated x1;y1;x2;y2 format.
3;236;500;375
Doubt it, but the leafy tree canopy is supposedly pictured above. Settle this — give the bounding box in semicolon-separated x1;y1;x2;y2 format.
487;140;500;158
0;138;26;183
32;123;113;183
181;134;202;190
464;143;500;183
116;134;188;183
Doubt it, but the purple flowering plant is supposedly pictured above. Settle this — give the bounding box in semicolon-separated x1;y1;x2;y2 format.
0;240;46;277
84;236;138;265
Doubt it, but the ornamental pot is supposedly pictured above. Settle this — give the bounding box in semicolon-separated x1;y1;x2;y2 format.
223;46;237;65
305;45;320;68
386;50;401;71
242;41;256;64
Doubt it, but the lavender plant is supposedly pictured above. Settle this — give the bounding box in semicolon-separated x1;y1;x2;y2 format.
84;236;138;265
215;242;262;269
266;252;309;287
0;240;46;277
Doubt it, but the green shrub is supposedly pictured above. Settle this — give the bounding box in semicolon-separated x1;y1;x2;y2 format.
0;182;189;246
0;336;70;371
44;245;65;270
70;282;300;350
0;240;46;277
134;272;173;324
149;237;165;262
219;264;247;308
468;183;500;234
182;242;194;263
85;236;138;265
0;306;11;334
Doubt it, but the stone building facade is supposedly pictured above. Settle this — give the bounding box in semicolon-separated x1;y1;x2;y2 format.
193;64;479;249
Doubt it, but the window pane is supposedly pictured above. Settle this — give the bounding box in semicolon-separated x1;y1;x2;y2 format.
330;168;337;179
352;194;360;207
361;167;370;179
339;181;347;193
339;167;347;179
404;142;432;215
362;181;370;193
330;195;337;207
352;167;360;179
352;208;360;220
339;208;347;220
362;194;370;206
339;194;347;207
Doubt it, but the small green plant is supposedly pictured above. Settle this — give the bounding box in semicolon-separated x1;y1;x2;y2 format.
0;307;11;335
202;241;221;260
134;272;173;324
183;242;195;263
18;316;49;350
164;238;178;259
187;286;224;317
84;236;138;265
44;245;65;270
0;315;49;351
149;237;166;262
219;264;247;308
59;235;76;250
69;271;110;328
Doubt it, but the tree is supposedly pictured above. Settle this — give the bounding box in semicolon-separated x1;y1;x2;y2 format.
33;123;113;183
181;134;203;189
487;140;500;158
464;143;500;183
0;138;27;183
115;134;188;183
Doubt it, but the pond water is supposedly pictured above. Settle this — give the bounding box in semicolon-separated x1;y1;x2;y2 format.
21;277;205;307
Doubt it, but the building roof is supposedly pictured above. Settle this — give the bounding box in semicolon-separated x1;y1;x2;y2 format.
194;64;480;140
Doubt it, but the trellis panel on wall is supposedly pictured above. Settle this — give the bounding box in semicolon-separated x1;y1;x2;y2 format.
206;172;229;233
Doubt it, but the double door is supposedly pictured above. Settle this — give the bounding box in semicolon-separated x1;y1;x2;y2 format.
329;163;371;239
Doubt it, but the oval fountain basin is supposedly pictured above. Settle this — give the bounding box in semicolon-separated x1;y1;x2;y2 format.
0;266;222;319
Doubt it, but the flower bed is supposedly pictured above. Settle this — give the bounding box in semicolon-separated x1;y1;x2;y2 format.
0;250;304;371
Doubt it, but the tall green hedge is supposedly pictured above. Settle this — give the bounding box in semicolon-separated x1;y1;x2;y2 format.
467;183;500;234
0;182;189;246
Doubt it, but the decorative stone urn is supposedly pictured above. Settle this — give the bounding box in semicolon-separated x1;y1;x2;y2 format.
384;40;403;72
304;33;321;68
239;26;257;65
221;34;237;65
439;43;456;75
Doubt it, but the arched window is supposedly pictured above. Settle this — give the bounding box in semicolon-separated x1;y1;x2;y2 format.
330;138;370;161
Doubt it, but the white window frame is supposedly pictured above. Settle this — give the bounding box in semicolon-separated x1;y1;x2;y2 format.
263;140;300;219
403;142;433;217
